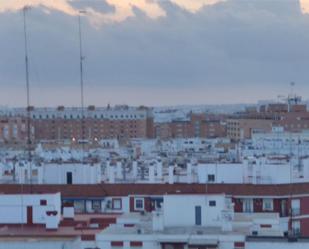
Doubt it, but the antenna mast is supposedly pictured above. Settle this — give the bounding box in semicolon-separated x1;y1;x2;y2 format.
23;6;32;189
78;10;86;163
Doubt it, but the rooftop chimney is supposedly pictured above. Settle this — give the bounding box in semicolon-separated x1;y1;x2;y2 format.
45;211;59;230
18;166;25;184
63;203;74;219
132;161;138;179
109;166;115;183
37;165;43;184
187;162;192;184
116;161;122;179
152;211;164;231
168;165;174;184
149;165;155;183
156;160;163;180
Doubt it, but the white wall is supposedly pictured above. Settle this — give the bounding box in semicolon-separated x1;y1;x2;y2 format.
42;163;101;184
197;163;243;183
0;193;61;225
163;195;226;227
247;242;309;249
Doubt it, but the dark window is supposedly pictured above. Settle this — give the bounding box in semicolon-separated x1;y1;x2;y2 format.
209;200;216;207
92;200;101;212
66;172;73;184
195;206;202;226
40;200;47;206
207;174;215;182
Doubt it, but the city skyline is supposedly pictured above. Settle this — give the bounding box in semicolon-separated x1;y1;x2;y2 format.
1;0;309;106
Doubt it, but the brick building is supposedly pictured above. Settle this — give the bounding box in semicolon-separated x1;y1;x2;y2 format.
0;106;154;143
155;113;226;140
227;103;309;141
0;116;34;144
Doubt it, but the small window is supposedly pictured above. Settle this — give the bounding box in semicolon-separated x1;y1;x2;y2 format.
92;200;102;212
209;200;216;207
263;199;273;211
134;198;144;210
40;200;47;206
112;198;122;210
207;174;215;182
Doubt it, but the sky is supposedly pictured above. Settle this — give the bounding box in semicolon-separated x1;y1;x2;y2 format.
0;0;309;107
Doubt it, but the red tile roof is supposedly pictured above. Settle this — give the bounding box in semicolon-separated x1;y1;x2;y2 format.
0;183;309;197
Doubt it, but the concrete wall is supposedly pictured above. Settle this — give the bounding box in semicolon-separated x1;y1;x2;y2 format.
0;193;61;225
42;163;101;184
163;195;225;227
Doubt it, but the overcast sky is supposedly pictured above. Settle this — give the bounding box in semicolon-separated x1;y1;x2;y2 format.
1;0;309;107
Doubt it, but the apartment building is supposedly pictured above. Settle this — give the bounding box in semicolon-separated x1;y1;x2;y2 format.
155;113;226;140
227;119;273;141
0;116;34;144
3;183;309;240
0;106;155;143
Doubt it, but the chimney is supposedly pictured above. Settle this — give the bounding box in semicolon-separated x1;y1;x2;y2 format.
26;161;31;181
132;161;138;179
18;165;25;184
116;161;122;179
168;165;174;184
106;159;110;177
63;203;74;219
149;164;155;183
90;164;96;184
45;211;59;230
156;160;163;180
96;163;102;183
187;162;192;184
0;163;3;181
152;211;164;231
109;166;115;183
37;165;43;184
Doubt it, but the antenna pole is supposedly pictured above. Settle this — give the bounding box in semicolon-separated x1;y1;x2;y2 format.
23;6;32;189
78;11;86;163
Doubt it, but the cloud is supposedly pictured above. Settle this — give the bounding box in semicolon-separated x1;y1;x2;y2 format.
300;0;309;13
170;0;226;13
0;0;78;15
84;0;166;26
0;0;227;26
1;0;309;106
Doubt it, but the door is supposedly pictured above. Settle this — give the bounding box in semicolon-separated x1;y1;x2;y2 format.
195;206;202;226
27;206;33;225
281;199;287;217
66;172;73;184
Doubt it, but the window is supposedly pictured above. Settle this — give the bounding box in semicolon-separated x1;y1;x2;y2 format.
243;199;253;213
112;198;122;210
195;206;202;226
292;220;301;236
134;198;144;210
292;199;301;216
207;174;215;183
263;199;273;211
92;200;101;212
209;200;216;207
40;200;47;206
74;200;85;213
